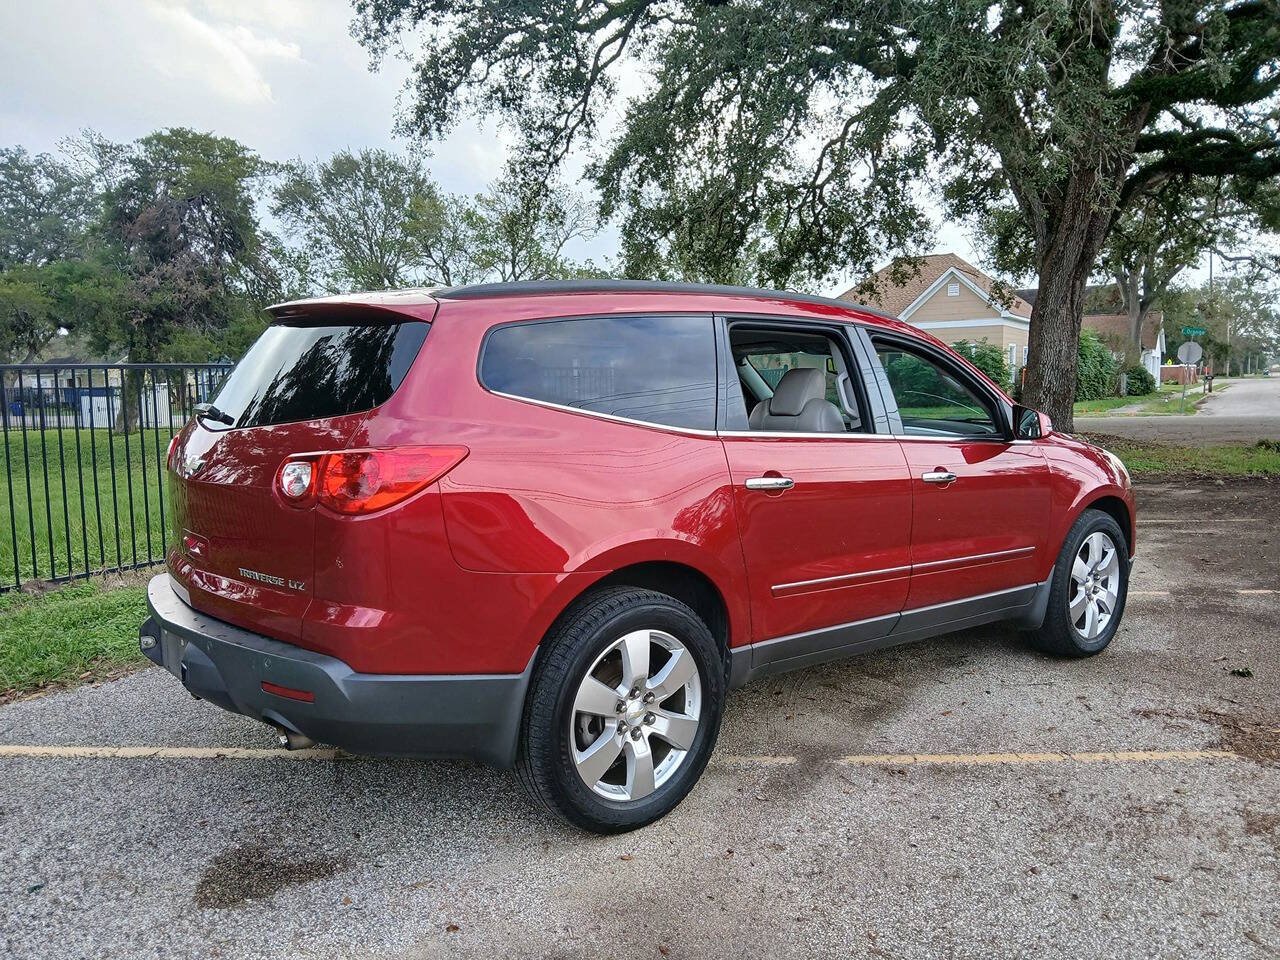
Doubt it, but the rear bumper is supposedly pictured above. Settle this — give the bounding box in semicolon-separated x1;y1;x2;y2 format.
140;574;532;768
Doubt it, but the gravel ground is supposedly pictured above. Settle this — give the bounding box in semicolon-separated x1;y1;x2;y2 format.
2;481;1278;960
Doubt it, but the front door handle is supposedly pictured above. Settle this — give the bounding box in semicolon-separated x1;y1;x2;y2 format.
921;470;958;485
745;476;795;491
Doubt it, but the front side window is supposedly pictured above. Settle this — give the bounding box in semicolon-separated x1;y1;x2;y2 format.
727;325;866;433
480;314;717;430
874;341;1002;438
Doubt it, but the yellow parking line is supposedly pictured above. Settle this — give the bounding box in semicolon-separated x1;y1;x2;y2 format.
1130;590;1170;596
1236;589;1277;595
834;749;1233;766
0;744;338;760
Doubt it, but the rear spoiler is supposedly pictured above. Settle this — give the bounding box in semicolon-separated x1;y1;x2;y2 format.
266;291;439;325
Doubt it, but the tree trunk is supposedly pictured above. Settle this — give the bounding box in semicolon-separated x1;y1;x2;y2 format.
1023;254;1092;432
1125;299;1145;370
115;368;143;434
1116;268;1144;369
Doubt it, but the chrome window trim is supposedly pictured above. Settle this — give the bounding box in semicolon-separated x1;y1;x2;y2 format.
486;390;722;437
487;390;1035;446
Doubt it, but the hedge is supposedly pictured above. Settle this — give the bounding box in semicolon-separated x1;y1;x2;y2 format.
1076;330;1117;401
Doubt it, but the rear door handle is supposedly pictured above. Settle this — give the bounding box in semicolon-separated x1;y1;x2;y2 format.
921;471;958;485
745;476;795;491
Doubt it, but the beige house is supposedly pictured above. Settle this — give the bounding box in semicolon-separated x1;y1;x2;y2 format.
840;253;1033;378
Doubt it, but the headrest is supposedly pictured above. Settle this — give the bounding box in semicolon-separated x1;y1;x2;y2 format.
769;367;825;417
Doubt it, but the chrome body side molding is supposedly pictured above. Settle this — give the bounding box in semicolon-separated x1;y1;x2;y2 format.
728;573;1054;689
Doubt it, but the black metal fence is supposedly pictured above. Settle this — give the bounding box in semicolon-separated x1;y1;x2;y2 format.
0;362;233;591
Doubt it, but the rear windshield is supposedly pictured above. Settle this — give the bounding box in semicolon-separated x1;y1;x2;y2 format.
209;319;429;428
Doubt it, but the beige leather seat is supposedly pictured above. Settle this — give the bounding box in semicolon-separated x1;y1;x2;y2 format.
748;368;845;433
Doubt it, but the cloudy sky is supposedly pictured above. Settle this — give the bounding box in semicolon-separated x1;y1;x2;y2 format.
0;0;978;295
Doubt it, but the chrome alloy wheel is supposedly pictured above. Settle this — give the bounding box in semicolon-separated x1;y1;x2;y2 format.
569;629;702;802
1069;530;1121;640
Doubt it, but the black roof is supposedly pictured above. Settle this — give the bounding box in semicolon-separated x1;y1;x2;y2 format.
431;279;896;321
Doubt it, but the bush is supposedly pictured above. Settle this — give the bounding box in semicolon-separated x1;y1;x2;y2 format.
1076;330;1117;401
951;338;1011;389
1123;365;1156;396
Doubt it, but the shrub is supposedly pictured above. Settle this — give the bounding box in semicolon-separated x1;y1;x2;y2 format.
951;338;1011;389
1076;330;1117;401
1123;365;1156;396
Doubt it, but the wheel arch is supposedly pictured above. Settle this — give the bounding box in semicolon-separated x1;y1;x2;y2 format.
1073;492;1134;556
531;557;741;678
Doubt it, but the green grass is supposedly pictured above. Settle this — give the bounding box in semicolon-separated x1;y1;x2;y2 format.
1073;395;1139;416
0;427;174;589
1074;381;1211;417
0;582;147;698
1098;439;1280;479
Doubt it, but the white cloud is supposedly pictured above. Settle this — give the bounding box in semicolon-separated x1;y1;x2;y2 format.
141;0;301;105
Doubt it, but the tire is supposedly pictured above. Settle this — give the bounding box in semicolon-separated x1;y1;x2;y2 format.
516;586;724;833
1031;508;1130;657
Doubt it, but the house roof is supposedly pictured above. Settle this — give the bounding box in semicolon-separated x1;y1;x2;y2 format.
839;253;1034;319
1082;311;1164;351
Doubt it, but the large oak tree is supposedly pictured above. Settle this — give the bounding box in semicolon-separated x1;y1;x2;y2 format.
353;0;1280;429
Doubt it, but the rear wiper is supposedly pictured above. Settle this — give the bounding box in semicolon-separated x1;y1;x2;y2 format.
193;403;235;426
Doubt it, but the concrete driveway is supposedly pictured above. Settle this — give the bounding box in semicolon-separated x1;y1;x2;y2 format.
1075;376;1280;444
1;482;1278;960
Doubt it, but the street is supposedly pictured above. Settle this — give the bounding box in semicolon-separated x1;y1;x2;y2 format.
1075;375;1280;444
2;480;1278;960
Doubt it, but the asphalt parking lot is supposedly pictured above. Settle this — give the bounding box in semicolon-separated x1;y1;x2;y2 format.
2;481;1278;960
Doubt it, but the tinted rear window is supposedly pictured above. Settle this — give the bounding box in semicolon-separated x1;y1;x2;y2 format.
480;314;716;429
210;320;429;428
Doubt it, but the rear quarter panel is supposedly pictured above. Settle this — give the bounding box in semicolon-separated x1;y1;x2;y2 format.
314;299;750;673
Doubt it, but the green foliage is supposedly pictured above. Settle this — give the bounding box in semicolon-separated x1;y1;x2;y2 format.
271;153;604;292
1161;279;1280;375
273;148;443;291
1;127;614;365
1077;330;1118;402
469;164;601;281
352;0;1280;429
1124;365;1157;396
92;128;277;364
0;582;146;697
0;146;95;269
951;339;1011;389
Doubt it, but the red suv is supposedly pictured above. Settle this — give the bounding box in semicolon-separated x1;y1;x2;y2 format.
142;281;1134;832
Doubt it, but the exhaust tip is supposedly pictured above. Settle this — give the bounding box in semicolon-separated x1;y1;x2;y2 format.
276;730;317;751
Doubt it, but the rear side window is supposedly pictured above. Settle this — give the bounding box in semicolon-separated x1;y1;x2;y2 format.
210;319;429;428
480;315;717;429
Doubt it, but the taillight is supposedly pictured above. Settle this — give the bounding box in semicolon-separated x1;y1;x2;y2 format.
277;446;468;515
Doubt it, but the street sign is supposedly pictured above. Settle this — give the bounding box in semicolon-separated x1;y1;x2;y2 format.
1177;341;1203;364
1182;326;1206;337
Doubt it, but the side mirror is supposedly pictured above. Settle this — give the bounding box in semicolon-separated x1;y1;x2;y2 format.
1012;404;1043;440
